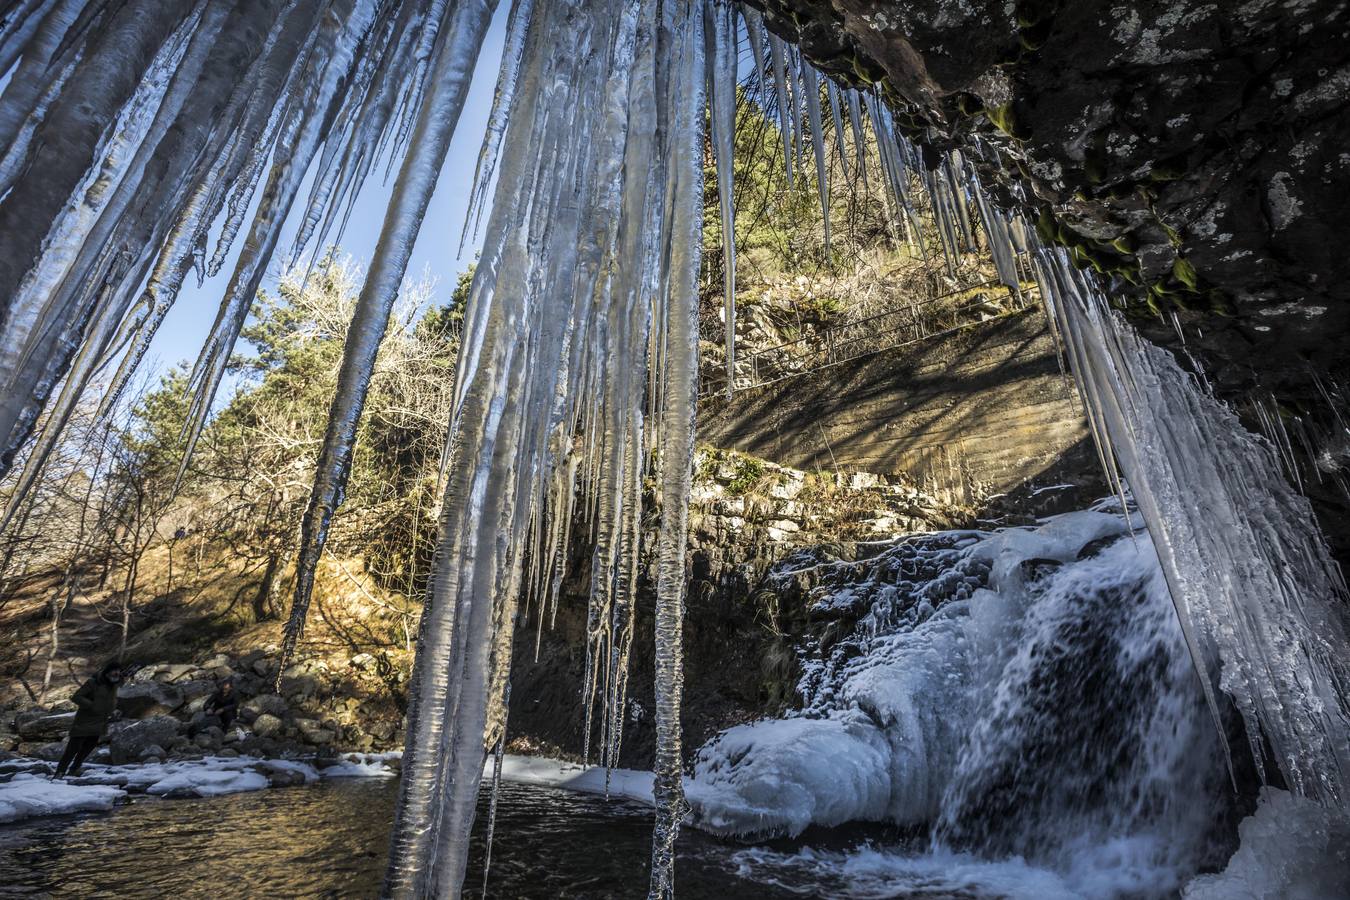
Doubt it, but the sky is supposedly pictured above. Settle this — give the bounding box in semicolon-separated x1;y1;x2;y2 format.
141;8;510;383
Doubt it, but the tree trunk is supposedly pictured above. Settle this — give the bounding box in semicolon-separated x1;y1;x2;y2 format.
252;551;280;623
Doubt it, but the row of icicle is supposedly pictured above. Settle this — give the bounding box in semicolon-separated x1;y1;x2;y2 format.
2;0;1349;897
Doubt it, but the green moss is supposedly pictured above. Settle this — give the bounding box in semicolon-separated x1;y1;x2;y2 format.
726;455;767;496
1172;256;1200;291
986;103;1022;139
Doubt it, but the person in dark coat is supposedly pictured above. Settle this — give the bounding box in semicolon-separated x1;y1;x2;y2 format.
203;679;238;730
54;660;124;779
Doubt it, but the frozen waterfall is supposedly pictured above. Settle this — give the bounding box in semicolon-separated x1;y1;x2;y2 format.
686;506;1233;895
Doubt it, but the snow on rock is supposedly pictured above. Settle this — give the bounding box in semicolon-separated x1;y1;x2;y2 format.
494;754;654;808
143;763;270;798
0;751;402;823
687;714;890;838
321;752;402;779
1182;788;1350;899
0;774;126;823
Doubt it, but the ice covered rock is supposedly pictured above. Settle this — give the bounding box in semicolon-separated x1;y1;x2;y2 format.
687;713;891;838
0;774;126;823
1183;788;1350;900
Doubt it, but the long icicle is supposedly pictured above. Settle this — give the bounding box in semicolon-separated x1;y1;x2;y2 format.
279;0;498;679
649;0;702;895
705;0;736;396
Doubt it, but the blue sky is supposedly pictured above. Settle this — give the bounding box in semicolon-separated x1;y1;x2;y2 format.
143;9;509;380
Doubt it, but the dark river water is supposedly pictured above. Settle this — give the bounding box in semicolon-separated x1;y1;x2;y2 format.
0;779;822;899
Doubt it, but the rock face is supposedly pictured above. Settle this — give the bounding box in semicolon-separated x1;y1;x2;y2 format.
749;0;1350;559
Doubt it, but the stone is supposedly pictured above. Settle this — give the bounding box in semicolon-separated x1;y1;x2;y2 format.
177;679;215;700
202;653;232;669
16;710;75;740
236;649;265;669
241;694;288;719
23;741;65;761
251;713;284;738
295;718;334;746
116;682;184;719
109;716;180;765
280;674;318;701
153;663;198;683
250;658;276;677
138;744;166;761
254;760;308;788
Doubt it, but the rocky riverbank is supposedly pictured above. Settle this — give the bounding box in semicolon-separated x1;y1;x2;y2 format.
2;649;405;765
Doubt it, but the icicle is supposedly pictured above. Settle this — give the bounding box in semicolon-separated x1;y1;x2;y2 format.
178;0;378;485
801;63;831;254
480;680;510;900
705;0;736;395
766;33;794;189
460;0;534;251
845;88;868;184
649;2;702;895
826;80;850;180
280;0;498;680
1032;243;1350;804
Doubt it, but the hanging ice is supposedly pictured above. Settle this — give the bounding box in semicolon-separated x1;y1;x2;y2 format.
705;0;737;396
281;0;498;677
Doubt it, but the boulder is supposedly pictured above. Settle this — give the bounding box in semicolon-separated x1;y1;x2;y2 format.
137;744;166;762
177;679;215;700
116;682;184;719
294;718;334;746
109;716;180;765
152;663;199;683
280;674;318;701
241;694;288;719
253;760;310;788
251;713;284;738
16;710;75;740
21;741;65;760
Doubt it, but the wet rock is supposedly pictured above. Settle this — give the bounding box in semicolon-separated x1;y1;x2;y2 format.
253;760;311;787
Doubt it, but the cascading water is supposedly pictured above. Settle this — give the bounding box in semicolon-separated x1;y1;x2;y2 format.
686;506;1239;895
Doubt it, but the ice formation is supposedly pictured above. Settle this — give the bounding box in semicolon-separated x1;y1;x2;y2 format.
3;0;1350;896
0;752;400;824
688;509;1232;894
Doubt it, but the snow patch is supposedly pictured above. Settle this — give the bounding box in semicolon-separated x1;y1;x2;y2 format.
0;774;126;823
